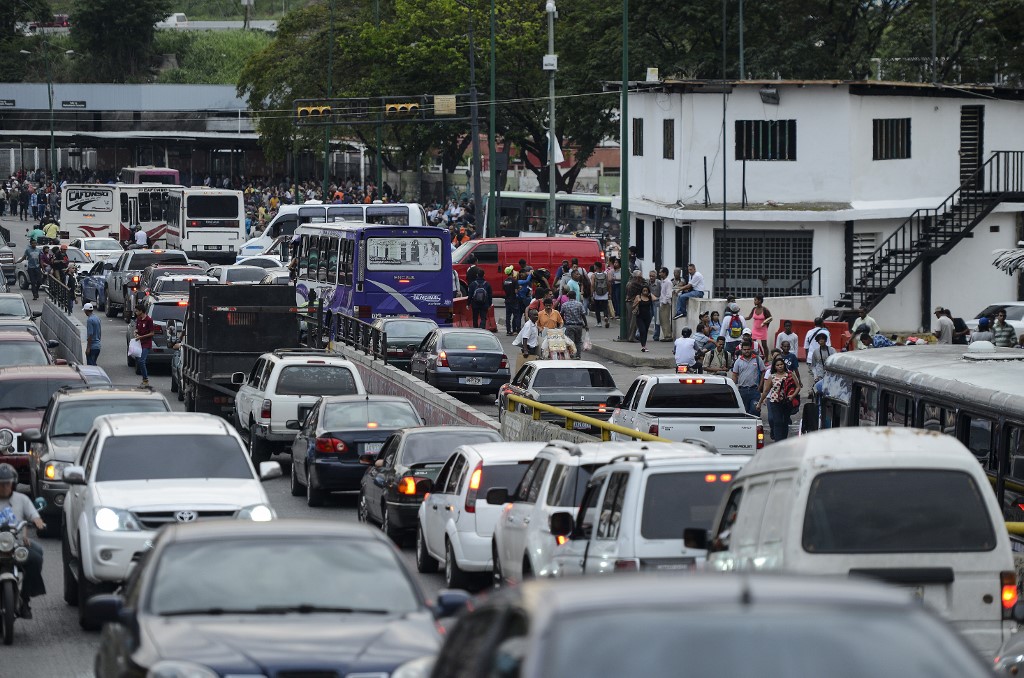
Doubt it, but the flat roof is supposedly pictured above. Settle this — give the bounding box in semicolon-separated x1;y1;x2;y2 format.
606;79;1024;101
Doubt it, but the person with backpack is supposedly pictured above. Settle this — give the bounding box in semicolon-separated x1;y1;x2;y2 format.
590;261;610;328
467;268;492;329
721;303;747;355
802;318;832;361
502;266;520;336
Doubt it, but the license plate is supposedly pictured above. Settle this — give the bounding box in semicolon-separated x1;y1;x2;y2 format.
464;376;483;385
363;442;383;454
572;421;593;431
204;245;222;250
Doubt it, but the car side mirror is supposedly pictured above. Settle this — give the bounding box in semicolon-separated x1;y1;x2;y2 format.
258;461;282;481
47;339;59;349
62;465;86;485
433;589;471;619
54;359;68;365
284;419;301;431
358;454;375;465
406;344;418;353
607;395;623;406
230;372;246;385
549;512;574;538
84;593;125;625
682;527;710;550
21;429;42;443
486;487;509;505
32;311;42;319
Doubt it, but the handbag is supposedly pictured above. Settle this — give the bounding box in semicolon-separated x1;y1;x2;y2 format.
128;338;143;358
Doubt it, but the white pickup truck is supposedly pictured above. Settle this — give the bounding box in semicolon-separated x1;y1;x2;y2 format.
609;374;762;453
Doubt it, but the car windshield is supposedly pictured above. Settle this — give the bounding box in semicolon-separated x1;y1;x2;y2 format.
95;434;252;481
442;332;502;351
545;607;987;678
0;298;29;317
148;538;421;616
84;239;121;250
803;469;996;553
533;368;616;389
479;462;532;498
322;401;420;430
149;303;187;323
0;379;81;410
451;242;475;264
67;249;88;263
154;281;192;294
382;320;436;340
225;268;265;283
0;340;48;367
641;471;735;539
403;430;502;466
975;305;1024;322
52;400;169;437
276;366;359;397
644;383;740;409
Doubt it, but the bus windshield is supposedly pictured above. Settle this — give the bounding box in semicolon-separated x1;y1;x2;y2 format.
366;237;443;271
187;196;239;220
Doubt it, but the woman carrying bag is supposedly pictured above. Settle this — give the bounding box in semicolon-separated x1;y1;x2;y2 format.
634;284;654;352
756;356;801;442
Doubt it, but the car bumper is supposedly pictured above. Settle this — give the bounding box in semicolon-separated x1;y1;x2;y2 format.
429;371;508;393
1;264;13;281
82;529;156;584
385;499;424;530
140;346;175;364
311;458;367;492
37;480;69;517
453;531;492;572
255;423;296;443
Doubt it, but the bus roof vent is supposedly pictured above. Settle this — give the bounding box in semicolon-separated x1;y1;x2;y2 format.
963;342;1024;362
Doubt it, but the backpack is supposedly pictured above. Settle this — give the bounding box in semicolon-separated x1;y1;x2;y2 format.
502;276;516;298
471;281;488;306
728;315;744;339
594;271;608;296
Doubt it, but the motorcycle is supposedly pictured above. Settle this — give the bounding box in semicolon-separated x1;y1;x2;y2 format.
0;520;30;645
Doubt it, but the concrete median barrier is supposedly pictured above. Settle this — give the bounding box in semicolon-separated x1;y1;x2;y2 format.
40;300;84;364
499;410;600;444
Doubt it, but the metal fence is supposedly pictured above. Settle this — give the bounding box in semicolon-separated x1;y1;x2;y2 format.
297;300;391;365
45;272;74;313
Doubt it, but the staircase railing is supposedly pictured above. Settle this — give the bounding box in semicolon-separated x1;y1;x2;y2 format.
787;267;821;296
850;150;1024;309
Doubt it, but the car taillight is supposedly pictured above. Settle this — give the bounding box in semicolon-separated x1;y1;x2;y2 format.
556;535;568;546
259;399;271;419
756;424;765;449
315;437;348;454
397;476;417;495
464;462;483;513
648;424;659;436
436;351;449;368
131;275;140;283
613;559;640;572
499;354;508;369
1002;571;1018;617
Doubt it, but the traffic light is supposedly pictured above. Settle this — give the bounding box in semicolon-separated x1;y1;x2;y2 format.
297;105;332;121
384;100;422;118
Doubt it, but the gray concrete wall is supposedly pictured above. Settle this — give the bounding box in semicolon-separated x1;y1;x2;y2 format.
328;342;500;432
499;411;601;444
40;300;84;364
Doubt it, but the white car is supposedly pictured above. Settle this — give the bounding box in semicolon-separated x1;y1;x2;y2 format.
234;255;284;269
489;440;657;585
416;441;545;589
232;349;365;463
964;302;1024;335
67;237;124;262
60;412;281;629
205;264;269;285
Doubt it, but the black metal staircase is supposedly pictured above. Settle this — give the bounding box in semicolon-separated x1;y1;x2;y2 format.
825;151;1024;323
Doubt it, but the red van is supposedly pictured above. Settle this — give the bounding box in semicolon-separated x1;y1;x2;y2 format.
453;236;605;296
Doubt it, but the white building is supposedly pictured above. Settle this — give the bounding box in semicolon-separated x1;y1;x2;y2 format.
616;80;1024;332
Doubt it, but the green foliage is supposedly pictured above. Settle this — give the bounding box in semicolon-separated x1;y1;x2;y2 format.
155;29;271;84
69;0;173;82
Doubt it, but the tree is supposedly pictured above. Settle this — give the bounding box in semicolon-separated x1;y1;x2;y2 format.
0;0;52;78
70;0;172;82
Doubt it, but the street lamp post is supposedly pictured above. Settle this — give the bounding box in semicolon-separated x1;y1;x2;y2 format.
617;0;629;340
487;0;497;238
454;0;483;219
544;0;557;237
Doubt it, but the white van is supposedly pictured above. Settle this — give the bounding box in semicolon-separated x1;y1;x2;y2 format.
237;201;429;261
694;426;1016;658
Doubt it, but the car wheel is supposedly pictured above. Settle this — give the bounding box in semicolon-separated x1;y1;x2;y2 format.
289;457;303;496
415;525;438;574
306;467;327;507
357;493;370;523
17;272;27;290
77;559;99;631
248;423;271;466
105;301;117;318
492;541;504;588
381;503;401;544
444;538;469;589
61;526;78;606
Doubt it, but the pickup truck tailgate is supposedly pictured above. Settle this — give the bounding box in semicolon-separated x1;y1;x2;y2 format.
654;416;759;453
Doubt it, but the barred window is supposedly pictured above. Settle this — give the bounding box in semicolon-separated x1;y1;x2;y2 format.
663;119;675;159
712;229;813;298
632;118;643;156
734;119;797;161
873;118;911;160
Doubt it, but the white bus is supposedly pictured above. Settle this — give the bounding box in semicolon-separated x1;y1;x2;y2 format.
165;187;246;263
118;166;180;185
60;183;181;244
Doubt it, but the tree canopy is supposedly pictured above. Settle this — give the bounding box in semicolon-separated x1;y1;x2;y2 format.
69;0;172;82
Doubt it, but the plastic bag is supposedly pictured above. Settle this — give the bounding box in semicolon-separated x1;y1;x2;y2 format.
582;330;592;352
128;338;143;358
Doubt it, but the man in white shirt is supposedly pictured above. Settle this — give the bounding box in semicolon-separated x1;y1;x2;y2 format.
657;267;673;342
673;263;705;318
933;306;954;344
774;319;799;351
802;318;831;361
513;308;540;356
851;306;880;336
673;327;697;368
134;226;148;247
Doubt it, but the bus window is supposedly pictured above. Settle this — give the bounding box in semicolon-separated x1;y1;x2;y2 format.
139;193;151;222
328;238;340;284
298;207;326;224
882;392;914;427
959;413;995;469
499;206;521;233
524;201;547;233
318;236;334;283
920;402;956;435
1009;426;1024;481
327;206;363;222
822;401;844;429
120;193;129;223
853;384;877;426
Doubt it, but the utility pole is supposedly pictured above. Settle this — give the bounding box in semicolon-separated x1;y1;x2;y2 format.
544;1;557;237
374;0;383;194
738;0;744;78
487;0;497;238
618;0;629;340
467;4;483;218
322;0;333;198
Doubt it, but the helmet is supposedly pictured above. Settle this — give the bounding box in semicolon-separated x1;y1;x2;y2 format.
0;464;17;484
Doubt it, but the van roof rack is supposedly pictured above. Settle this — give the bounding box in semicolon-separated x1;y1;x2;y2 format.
545;440;583;456
608;451;651;467
271;348;329;358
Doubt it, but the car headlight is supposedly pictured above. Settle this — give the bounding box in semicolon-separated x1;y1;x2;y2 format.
237;504;274;522
0;430;13;447
146;661;236;678
94;507;141;532
0;532;16;553
43;461;69;481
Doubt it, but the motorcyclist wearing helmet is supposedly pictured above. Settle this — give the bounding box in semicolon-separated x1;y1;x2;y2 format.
0;464;45;619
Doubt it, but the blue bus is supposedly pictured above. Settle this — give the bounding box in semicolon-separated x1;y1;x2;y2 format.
294;222;454;328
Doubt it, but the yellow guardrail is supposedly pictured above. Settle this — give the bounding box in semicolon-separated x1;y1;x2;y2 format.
1006;523;1024;536
505;393;670;443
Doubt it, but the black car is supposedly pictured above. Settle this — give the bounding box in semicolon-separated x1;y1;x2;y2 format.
371;316;438;372
126;263;203;319
359;425;503;541
89;520;469;678
413;574;993;678
288;395;424;506
497;359;624;432
409;328;510;395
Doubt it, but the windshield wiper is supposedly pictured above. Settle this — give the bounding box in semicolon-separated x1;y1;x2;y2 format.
160;607;253;617
254;604;392;615
52;433;88;438
0;406;42;411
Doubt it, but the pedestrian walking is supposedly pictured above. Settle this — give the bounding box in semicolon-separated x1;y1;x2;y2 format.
502;266;520;336
746;295;773;357
590;260;610;328
84;303;101;365
933;306;954;345
721;302;747;355
609;258;622;320
731;340;766;415
625;270;644;342
802;318;831;359
757;356;800;442
649;270;663;341
634;284;654;352
657;267;673;341
16;239;43;300
467;268;492;329
134;305;155;387
559;290;587;359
